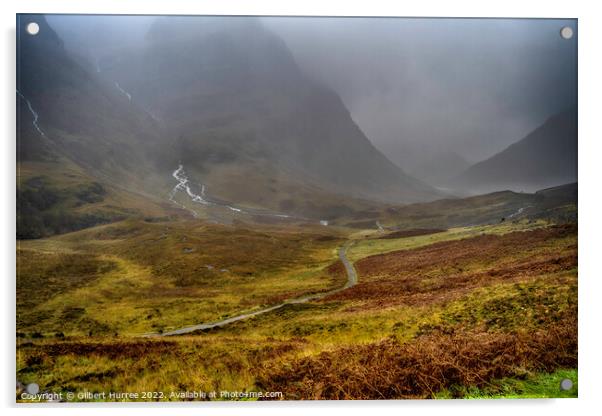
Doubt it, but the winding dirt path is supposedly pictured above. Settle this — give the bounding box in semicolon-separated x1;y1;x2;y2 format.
159;242;357;336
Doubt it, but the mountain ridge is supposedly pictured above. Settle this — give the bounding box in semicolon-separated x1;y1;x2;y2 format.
100;16;440;206
453;109;577;193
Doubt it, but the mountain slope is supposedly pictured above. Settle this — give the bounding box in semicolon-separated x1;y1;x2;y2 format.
391;143;471;187
454;109;577;193
17;15;173;238
17;15;170;188
100;17;438;207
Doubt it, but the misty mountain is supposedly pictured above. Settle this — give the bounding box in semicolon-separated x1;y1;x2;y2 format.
17;15;167;187
454;109;577;193
265;18;577;167
99;17;438;206
410;150;470;188
381;141;471;187
16;14;578;239
17;15;171;238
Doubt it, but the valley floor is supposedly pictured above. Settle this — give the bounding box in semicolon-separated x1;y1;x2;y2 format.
16;218;577;401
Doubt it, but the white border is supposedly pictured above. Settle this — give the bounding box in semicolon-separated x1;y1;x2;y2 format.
2;1;601;415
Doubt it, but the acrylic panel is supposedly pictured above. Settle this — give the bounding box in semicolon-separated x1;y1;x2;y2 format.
16;14;577;402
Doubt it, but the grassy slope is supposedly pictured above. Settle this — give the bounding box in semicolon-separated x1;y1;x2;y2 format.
355;190;533;230
252;223;577;399
16;219;577;400
17;219;345;336
343;183;577;231
347;219;548;262
187;160;385;220
17;160;171;239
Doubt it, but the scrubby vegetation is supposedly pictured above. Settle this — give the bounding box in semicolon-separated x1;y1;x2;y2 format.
356;182;577;231
17;173;128;239
17;220;346;336
256;316;576;399
16;216;577;401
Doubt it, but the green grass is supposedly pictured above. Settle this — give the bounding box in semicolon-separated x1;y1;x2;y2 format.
17;161;169;239
435;368;578;399
432;271;577;333
347;219;548;262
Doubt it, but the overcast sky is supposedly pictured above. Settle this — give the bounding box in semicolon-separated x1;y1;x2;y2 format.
263;17;577;162
47;15;577;164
